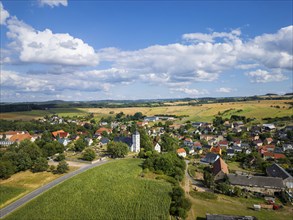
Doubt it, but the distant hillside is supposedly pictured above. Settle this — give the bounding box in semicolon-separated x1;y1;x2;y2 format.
1;95;292;113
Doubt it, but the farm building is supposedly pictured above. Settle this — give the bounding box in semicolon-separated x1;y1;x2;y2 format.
227;174;284;196
266;163;293;190
212;158;229;181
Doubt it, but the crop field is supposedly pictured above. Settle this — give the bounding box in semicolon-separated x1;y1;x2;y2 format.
4;159;172;220
0;167;78;208
188;191;293;220
84;99;292;123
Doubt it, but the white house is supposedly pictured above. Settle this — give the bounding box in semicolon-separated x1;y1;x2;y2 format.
177;148;186;158
154;142;161;153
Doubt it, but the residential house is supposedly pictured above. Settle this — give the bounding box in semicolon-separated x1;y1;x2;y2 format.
283;143;293;152
193;141;202;150
210;146;222;155
200;153;220;165
227;149;235;157
85;138;93;146
95;127;112;136
177;148;186;158
212;158;229;181
154;142;161;153
258;145;275;154
0;140;14;146
58;138;70;146
0;131;25;140
144;116;158;122
10;133;34;143
100;137;110;146
52;130;69;139
227;174;284;196
231;145;242;153
263;152;286;160
264;138;273;145
192;122;203;128
206;214;256;220
253;140;263;148
184;138;193;147
136;121;148;127
262;124;276;131
266;163;293;190
218;140;229;150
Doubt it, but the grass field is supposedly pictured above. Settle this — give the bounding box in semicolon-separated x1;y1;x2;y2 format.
4;159;172;220
1;100;292;123
188;191;293;220
0;108;87;121
0;167;78;208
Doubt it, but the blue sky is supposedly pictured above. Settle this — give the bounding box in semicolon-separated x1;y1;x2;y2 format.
0;0;292;102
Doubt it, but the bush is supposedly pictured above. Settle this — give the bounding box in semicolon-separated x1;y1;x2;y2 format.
0;161;16;179
56;160;69;174
31;157;49;172
54;153;65;162
82;148;96;161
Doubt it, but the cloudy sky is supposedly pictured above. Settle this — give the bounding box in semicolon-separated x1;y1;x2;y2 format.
0;0;292;102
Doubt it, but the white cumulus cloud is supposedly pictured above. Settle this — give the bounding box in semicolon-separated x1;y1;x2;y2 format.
0;2;9;25
245;69;288;83
38;0;68;7
170;88;208;96
5;17;99;66
216;87;233;93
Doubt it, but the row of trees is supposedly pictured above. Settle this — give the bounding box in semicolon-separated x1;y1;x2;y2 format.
0;139;71;179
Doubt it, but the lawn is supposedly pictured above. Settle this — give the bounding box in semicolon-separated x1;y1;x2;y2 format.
188;191;293;220
4;159;172;220
0;167;78;208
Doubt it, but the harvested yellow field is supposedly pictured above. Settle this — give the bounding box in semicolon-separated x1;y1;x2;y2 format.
83;100;292;122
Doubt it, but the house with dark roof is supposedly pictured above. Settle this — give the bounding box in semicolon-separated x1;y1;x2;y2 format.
100;137;110;146
266;163;293;190
200;153;220;165
212;158;229;181
226;149;235;157
206;213;257;220
227;174;284;195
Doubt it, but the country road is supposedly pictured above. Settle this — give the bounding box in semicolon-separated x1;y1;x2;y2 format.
0;159;110;219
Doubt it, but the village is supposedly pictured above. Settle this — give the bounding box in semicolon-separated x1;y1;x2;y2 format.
0;111;292;219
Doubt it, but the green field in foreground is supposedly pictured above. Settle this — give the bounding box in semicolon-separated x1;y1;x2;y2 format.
4;159;172;220
0;167;79;209
0;186;26;207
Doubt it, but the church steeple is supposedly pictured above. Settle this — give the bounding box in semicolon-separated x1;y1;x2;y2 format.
131;131;140;153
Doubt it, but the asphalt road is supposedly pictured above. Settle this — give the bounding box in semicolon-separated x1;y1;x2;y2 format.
0;159;110;219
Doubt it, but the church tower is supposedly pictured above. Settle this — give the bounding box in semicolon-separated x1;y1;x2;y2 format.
131;131;140;153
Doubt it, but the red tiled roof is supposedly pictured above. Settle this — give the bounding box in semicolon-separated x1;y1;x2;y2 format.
177;148;186;153
9;133;32;142
52;130;65;138
95;127;112;135
213;158;229;176
210;146;221;154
